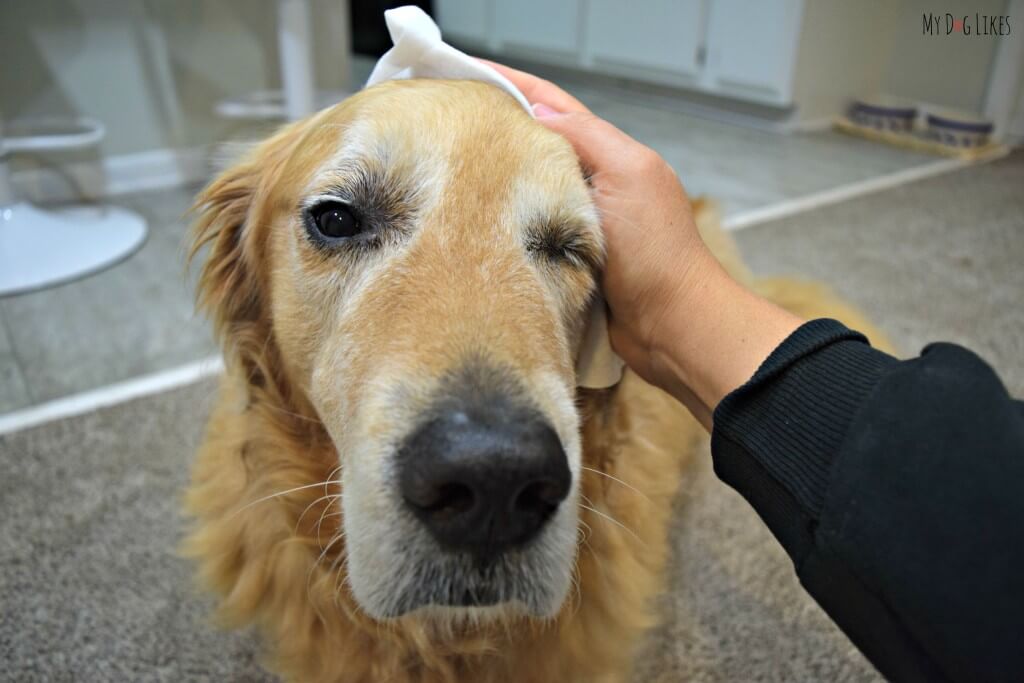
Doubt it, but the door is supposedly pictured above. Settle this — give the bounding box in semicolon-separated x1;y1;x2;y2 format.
435;0;489;46
494;0;581;60
586;0;706;84
702;0;804;105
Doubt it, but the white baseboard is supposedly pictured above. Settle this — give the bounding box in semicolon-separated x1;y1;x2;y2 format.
9;145;214;202
785;116;835;133
723;155;992;232
0;355;224;436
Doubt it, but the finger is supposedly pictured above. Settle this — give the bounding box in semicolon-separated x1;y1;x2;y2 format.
477;59;591;114
534;111;646;178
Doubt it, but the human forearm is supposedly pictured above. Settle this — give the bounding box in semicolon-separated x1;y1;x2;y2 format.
713;319;1024;682
645;259;803;428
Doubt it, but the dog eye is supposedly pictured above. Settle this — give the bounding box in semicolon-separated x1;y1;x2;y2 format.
526;229;599;273
309;201;362;240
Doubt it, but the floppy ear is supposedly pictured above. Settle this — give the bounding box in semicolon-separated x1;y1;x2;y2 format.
188;124;301;393
190;152;262;338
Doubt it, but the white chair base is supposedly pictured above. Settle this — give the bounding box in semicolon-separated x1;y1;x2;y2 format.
0;201;147;296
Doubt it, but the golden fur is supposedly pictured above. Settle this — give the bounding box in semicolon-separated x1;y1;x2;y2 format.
183;80;890;683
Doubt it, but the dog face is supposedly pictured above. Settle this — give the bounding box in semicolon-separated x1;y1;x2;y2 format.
196;80;601;621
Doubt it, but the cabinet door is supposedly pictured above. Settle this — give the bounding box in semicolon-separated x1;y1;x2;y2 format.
494;0;581;59
703;0;803;105
586;0;705;83
435;0;489;46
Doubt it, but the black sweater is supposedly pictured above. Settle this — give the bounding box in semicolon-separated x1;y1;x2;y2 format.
711;319;1024;683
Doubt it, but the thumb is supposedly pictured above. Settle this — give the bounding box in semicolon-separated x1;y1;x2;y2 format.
531;104;642;178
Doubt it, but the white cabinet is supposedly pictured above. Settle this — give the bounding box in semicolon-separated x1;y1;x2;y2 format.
435;0;807;107
585;0;705;85
495;0;581;59
702;0;803;105
434;0;488;46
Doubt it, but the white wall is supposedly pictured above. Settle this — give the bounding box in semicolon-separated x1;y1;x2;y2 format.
790;0;901;124
881;0;1006;113
1009;79;1024;140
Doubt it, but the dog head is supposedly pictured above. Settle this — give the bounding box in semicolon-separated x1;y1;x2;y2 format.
192;80;601;621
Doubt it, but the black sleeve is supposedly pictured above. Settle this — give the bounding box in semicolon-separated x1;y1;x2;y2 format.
710;318;1024;683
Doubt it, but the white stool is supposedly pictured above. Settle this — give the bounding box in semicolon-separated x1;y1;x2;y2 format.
0;118;147;296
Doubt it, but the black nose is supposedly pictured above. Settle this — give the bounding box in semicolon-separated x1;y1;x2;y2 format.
399;405;571;559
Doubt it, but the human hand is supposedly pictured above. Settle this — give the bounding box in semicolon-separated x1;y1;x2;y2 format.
487;61;802;426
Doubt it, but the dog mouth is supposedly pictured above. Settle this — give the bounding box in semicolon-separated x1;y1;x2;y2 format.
370;537;575;618
343;483;580;620
418;563;518;609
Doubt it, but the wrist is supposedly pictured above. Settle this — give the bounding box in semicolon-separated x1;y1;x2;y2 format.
648;264;803;426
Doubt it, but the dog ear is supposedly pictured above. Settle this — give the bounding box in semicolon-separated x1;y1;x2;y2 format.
188;124;300;386
190;150;262;337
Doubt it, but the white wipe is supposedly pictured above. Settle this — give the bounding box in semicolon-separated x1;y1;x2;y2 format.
366;6;624;389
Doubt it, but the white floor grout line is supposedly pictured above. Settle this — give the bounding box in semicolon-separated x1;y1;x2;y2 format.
723;154;998;231
0;355;224;436
0;151;1009;436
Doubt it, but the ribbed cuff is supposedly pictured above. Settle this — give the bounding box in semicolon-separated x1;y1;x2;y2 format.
711;319;897;522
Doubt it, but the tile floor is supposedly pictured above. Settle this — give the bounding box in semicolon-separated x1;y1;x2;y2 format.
576;88;940;217
0;186;214;411
0;58;956;413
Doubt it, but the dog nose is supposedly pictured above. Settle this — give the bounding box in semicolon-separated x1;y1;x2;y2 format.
399;406;571;558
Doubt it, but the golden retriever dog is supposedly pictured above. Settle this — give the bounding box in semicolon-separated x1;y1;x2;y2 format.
183;78;889;683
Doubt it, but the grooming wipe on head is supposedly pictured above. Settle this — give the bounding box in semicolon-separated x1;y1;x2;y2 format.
365;5;625;389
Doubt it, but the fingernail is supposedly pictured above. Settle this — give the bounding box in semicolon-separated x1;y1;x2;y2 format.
532;102;560;118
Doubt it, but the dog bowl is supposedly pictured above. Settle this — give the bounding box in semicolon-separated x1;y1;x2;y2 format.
848;96;917;133
924;110;994;148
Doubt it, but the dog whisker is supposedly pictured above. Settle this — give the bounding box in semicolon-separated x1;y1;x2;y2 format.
577;501;642;544
305;464;345;536
576;517;594;545
580;466;651;503
324;535;350;600
310;529;347;589
575;504;618;595
294;492;343;537
260;401;323;424
567;530;587;618
331;549;356;607
314;496;344;547
307;530;347;607
229;479;343;518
